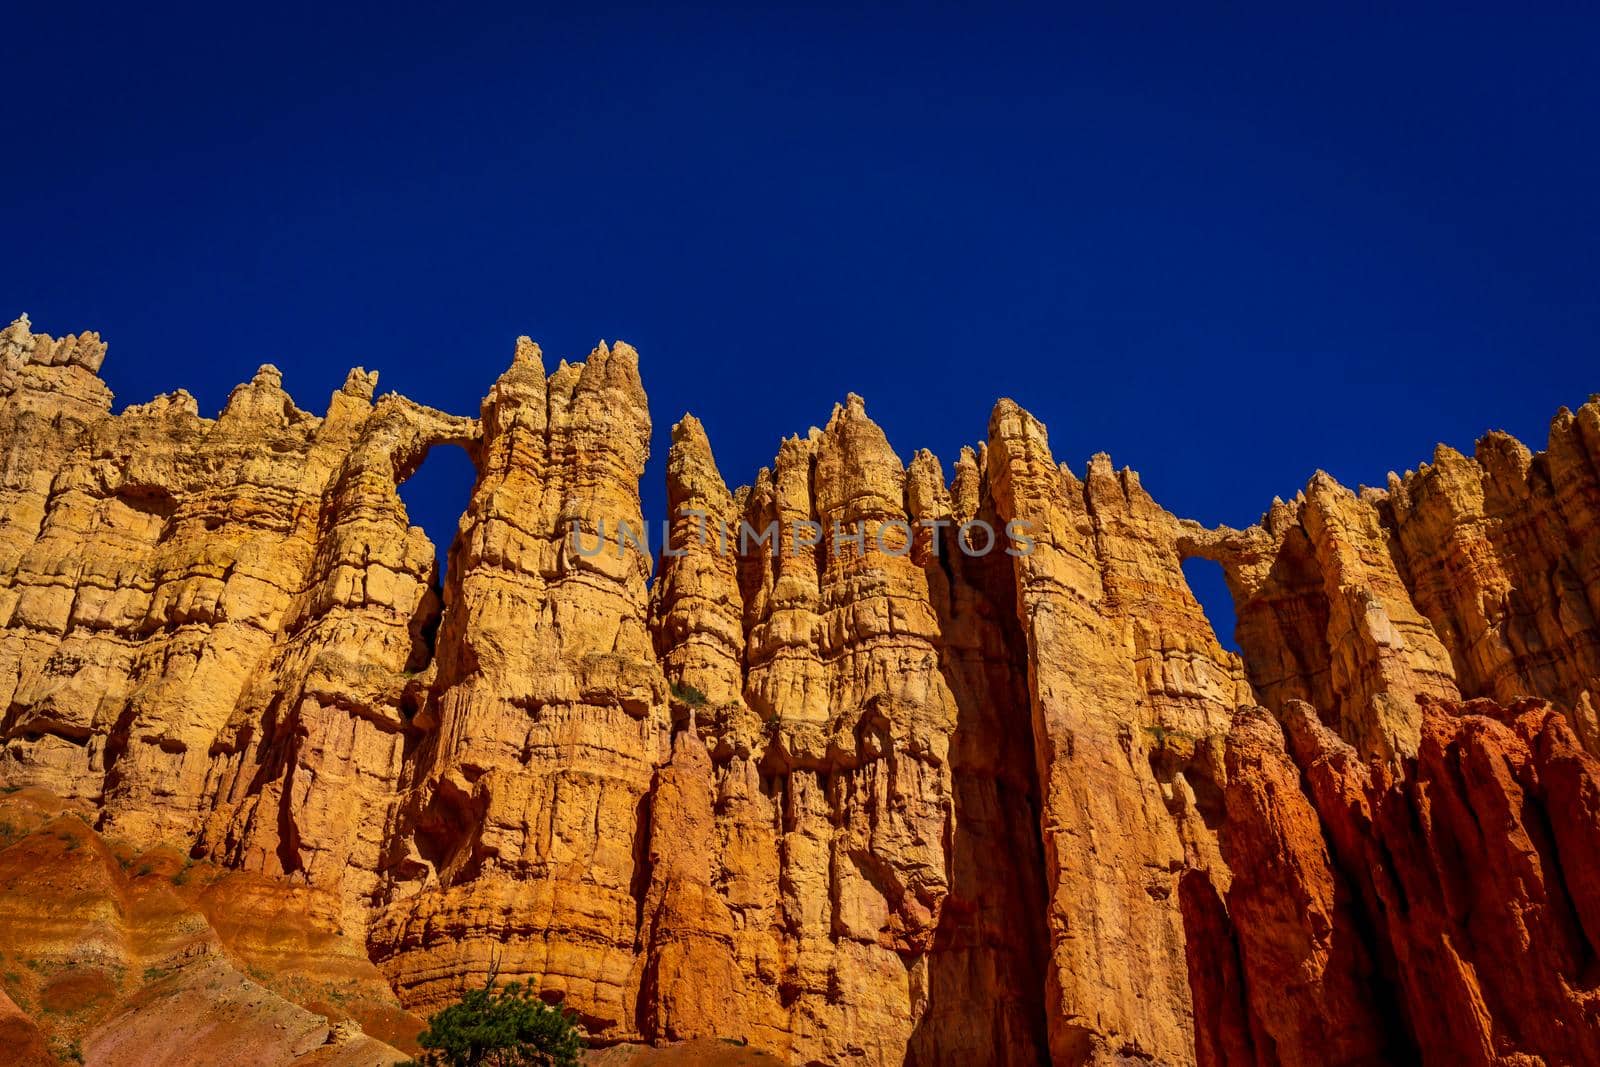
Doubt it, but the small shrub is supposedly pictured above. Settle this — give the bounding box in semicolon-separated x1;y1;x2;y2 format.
143;966;173;982
1142;724;1194;748
670;682;708;708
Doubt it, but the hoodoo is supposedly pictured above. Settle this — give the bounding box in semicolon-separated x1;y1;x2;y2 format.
4;313;1600;1065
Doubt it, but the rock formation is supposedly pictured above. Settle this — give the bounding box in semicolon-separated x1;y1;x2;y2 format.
3;312;1600;1065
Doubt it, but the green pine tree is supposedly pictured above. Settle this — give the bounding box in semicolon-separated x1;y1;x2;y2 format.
400;964;582;1067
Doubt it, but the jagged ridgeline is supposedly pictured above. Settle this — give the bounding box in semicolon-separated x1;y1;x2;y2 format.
3;313;1600;1066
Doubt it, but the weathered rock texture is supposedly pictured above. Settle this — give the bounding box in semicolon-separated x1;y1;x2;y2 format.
3;313;1600;1065
0;786;419;1065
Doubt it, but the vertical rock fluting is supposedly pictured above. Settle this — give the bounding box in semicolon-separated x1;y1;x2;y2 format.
6;314;1600;1064
195;384;478;931
1382;401;1600;754
643;398;1058;1063
0;314;474;906
1198;696;1600;1067
985;401;1250;1065
1211;707;1409;1066
368;341;667;1038
1187;474;1459;762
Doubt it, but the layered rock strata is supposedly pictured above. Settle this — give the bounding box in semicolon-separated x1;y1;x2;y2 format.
3;313;1600;1065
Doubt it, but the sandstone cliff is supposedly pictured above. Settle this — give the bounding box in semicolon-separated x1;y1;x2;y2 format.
3;312;1600;1065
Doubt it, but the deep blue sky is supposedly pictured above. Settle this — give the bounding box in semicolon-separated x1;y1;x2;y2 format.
7;4;1599;646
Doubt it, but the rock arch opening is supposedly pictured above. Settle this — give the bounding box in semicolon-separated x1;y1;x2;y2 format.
396;442;478;659
1180;555;1240;653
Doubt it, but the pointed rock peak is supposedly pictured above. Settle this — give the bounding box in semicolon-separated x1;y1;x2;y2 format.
950;447;983;521
908;448;946;489
667;413;731;507
1263;495;1297;536
574;340;646;412
776;432;815;466
482;337;551;425
987;396;1048;442
1086;453;1120;492
124;389;201;419
814;391;904;521
495;336;546;385
670;415;720;470
2;313;30;340
823;392;873;434
342;367;378;400
1431;442;1472;469
907;449;952;521
223;362;309;426
672;413;706;443
1306;469;1347;496
745;466;776;514
1551;406;1577;443
819;390;900;462
1475;428;1528;457
513;336;544;369
1475;430;1533;474
547;358;582;392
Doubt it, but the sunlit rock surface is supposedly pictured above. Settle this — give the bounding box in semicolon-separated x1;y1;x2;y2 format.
4;313;1600;1064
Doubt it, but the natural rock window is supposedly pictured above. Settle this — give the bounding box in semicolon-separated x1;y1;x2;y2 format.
1181;555;1239;652
396;442;477;601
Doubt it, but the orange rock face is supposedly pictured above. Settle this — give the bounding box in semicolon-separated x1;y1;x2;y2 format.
0;786;419;1064
4;312;1600;1064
